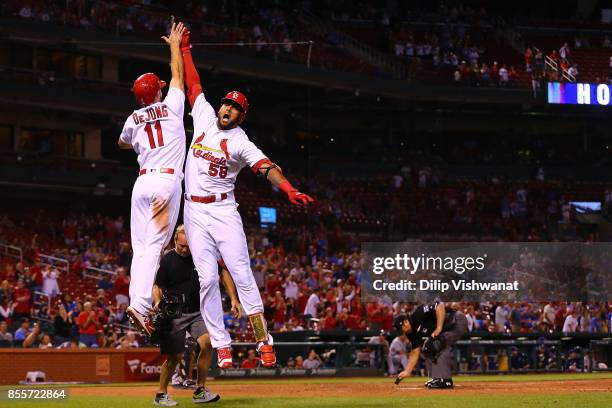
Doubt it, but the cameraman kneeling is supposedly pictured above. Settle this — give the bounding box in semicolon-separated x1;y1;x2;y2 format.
153;225;240;406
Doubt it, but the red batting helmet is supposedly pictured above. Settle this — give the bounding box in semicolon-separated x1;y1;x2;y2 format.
132;73;166;106
220;91;249;123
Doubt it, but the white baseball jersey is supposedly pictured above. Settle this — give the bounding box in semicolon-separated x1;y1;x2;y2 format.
120;87;186;172
185;93;267;196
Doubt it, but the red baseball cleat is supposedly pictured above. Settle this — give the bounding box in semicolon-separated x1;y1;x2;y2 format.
217;346;233;369
257;343;277;368
127;306;154;336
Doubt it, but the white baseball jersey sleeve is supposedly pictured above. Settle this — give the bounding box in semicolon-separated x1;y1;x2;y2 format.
120;87;186;172
185;93;267;195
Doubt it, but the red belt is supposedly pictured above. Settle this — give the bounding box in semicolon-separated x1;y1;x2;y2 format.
139;168;175;176
187;193;228;204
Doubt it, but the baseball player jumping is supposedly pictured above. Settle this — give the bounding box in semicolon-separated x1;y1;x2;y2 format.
118;22;187;335
180;30;314;368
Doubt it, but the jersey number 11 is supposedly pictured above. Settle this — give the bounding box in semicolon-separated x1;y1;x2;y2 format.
145;121;164;149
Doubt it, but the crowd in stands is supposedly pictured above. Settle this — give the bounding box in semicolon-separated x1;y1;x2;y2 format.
1;170;611;354
1;0;378;77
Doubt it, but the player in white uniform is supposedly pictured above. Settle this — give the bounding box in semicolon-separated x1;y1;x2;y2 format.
118;22;187;335
180;31;314;368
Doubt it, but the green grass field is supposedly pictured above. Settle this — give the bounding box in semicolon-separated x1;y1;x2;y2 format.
0;373;610;408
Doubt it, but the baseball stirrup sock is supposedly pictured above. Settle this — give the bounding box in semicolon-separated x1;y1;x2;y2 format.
248;313;269;343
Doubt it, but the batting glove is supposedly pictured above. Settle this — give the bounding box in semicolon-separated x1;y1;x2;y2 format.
278;180;314;206
288;190;315;206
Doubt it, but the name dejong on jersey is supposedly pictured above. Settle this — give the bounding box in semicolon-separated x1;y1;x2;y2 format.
120;87;186;172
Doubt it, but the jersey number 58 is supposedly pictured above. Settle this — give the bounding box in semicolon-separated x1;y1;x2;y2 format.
208;163;228;178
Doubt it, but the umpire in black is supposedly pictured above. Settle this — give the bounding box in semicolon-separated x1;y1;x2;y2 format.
152;224;240;406
394;302;468;389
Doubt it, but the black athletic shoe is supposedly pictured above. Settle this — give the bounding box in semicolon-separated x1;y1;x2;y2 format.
427;378;453;389
424;378;435;387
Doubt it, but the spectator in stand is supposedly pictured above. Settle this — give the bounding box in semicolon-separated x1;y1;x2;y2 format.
499;65;509;87
12;279;32;322
563;310;579;332
542;302;556;331
480;63;490;86
113;302;130;325
303;349;323;369
568;64;578;79
241;349;261;369
37;334;54;349
495;303;509;332
98;274;113;291
295;355;304;368
465;306;475;332
112;267;129;306
78;301;101;347
303;289;321;319
54;303;74;345
14;319;31;343
0;280;12;305
41;266;59;298
269;291;286;330
283;275;299;301
559;42;570;60
0;299;15;324
524;47;533;73
0;321;13;344
22;322;44;348
322;307;337;330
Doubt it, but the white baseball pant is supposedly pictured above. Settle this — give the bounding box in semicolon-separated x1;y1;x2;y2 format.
128;172;182;314
184;197;264;349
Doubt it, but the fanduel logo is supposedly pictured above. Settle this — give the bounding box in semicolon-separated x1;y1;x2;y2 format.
127;359;140;373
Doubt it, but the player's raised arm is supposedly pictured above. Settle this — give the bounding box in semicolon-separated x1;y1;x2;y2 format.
161;22;186;91
179;29;203;107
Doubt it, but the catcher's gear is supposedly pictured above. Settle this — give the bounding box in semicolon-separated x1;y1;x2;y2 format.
220;91;249;123
132;73;166;106
421;336;445;363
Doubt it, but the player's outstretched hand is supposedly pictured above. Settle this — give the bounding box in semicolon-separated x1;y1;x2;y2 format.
287;190;315;206
162;21;186;46
180;30;191;53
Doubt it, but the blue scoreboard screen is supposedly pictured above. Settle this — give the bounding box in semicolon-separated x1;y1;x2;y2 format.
547;82;612;105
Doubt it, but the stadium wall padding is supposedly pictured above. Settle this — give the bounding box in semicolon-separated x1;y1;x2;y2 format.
0;348;162;384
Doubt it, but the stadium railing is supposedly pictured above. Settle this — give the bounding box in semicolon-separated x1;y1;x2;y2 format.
83;266;116;281
38;254;69;273
0;244;22;261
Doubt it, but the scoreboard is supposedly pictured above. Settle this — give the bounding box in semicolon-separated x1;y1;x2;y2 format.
547;82;612;105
